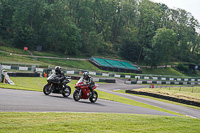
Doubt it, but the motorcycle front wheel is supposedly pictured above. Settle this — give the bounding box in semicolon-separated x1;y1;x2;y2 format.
43;83;52;95
73;89;81;101
89;91;98;103
62;85;71;97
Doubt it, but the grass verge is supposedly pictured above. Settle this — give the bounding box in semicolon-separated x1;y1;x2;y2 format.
115;90;200;110
0;46;29;55
0;112;200;133
0;51;49;66
142;67;185;76
37;58;100;71
127;87;200;102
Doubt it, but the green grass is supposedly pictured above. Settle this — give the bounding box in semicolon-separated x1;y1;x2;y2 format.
0;52;49;66
0;77;182;116
37;58;100;71
142;67;185;76
0;112;199;133
32;51;63;57
0;49;100;71
0;45;88;58
0;46;30;55
32;51;89;59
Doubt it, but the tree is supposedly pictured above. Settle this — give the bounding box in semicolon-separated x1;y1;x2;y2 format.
12;0;45;49
136;0;163;64
167;8;199;62
0;0;18;38
62;23;82;55
144;28;177;68
120;26;139;61
82;30;107;56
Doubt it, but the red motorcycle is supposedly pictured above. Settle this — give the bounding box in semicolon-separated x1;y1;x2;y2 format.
73;77;98;103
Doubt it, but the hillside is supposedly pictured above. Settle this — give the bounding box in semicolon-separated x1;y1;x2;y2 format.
0;46;190;77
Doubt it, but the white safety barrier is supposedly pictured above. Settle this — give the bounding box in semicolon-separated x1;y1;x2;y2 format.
2;65;11;69
66;71;75;74
36;68;44;72
19;67;28;71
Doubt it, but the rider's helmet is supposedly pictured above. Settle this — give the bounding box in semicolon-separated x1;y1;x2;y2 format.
55;66;61;74
83;72;90;80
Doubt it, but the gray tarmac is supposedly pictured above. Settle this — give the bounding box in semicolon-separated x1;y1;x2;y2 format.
0;88;176;116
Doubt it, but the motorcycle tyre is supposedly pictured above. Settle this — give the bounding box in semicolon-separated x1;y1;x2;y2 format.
89;91;98;103
62;85;71;97
73;89;81;101
43;83;52;95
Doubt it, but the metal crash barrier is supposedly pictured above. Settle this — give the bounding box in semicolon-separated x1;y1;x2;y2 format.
0;65;4;83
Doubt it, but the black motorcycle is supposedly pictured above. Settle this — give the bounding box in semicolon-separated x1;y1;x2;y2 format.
43;73;71;97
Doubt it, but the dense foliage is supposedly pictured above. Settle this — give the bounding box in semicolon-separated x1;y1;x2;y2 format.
0;0;200;67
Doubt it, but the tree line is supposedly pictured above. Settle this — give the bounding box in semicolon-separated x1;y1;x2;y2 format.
0;0;200;68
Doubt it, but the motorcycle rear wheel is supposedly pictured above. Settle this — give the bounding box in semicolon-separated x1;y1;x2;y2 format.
43;83;52;95
89;91;98;103
62;85;71;97
73;89;81;101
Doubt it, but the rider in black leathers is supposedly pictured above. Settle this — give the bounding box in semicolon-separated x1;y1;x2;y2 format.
83;72;94;96
55;66;65;84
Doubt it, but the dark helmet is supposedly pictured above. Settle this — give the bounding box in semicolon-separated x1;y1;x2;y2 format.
55;66;61;74
83;72;90;80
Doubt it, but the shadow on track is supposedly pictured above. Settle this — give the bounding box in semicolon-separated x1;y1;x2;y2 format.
43;94;105;106
77;101;105;106
44;94;73;100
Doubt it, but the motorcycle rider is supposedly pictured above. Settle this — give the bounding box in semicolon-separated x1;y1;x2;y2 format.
83;72;95;96
55;66;65;84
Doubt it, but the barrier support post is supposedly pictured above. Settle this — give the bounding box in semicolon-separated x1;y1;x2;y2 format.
3;75;5;83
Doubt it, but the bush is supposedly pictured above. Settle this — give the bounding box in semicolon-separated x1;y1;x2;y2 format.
177;63;189;72
193;70;198;74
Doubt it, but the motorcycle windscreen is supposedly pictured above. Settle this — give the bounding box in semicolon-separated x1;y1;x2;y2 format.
76;77;84;85
47;73;56;80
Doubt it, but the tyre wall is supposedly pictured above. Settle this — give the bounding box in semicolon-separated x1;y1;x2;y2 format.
126;90;200;107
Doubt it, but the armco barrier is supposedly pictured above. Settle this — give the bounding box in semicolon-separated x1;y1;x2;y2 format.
126;90;200;107
0;65;2;82
65;70;200;82
7;72;40;77
124;80;200;85
99;79;116;83
70;76;116;83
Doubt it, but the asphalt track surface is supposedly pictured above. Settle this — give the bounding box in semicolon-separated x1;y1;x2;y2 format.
0;88;176;116
0;79;199;118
